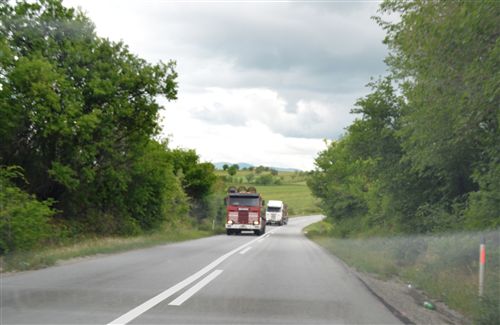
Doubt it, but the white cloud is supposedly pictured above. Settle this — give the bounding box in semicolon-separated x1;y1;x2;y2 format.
159;104;326;171
185;87;353;139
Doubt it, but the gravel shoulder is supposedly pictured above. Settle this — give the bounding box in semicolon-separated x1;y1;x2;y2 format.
334;256;471;325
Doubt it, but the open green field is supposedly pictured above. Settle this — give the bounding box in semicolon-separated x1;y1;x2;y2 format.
214;169;309;184
255;184;321;216
216;169;321;216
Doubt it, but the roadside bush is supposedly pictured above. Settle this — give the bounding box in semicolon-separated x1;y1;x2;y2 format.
255;174;274;185
466;155;500;230
0;167;55;253
305;221;334;237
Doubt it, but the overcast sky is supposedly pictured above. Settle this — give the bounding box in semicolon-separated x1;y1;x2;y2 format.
64;0;389;170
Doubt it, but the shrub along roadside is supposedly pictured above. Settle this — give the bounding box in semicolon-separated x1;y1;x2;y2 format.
0;166;56;254
305;222;499;324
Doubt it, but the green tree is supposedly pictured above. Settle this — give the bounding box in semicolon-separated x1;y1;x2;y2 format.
0;0;179;234
170;149;216;201
255;166;266;174
310;0;499;235
246;173;255;183
308;78;450;235
378;0;499;225
126;140;189;232
227;165;238;176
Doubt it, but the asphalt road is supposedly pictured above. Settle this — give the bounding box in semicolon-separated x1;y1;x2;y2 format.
1;215;401;324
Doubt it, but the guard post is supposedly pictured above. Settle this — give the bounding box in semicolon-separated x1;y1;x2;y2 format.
479;237;486;297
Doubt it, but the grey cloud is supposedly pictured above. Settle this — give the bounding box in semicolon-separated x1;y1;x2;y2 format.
187;87;359;139
192;103;247;126
70;0;387;140
142;2;388;91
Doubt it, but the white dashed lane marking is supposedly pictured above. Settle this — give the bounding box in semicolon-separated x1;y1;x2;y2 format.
239;247;252;255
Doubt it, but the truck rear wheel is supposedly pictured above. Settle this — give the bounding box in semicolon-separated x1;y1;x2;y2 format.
226;230;232;235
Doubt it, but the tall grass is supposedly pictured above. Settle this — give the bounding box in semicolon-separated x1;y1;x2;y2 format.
306;222;499;324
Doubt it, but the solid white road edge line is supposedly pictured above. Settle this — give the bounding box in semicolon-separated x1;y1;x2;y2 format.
239;246;252;255
169;270;223;306
107;228;278;325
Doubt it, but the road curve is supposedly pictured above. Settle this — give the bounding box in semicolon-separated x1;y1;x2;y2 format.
1;215;401;324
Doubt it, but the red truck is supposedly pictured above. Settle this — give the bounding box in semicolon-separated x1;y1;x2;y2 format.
224;186;266;236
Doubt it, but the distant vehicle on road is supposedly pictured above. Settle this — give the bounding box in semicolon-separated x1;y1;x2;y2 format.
266;200;288;226
224;186;266;236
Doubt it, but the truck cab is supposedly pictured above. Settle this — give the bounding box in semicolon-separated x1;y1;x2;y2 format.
266;200;288;226
225;187;266;236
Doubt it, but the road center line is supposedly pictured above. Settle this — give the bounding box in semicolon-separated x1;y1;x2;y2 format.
169;270;223;306
239;246;252;255
107;228;278;325
257;235;269;242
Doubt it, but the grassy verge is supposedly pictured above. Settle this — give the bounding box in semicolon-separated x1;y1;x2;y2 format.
305;221;499;324
1;226;216;273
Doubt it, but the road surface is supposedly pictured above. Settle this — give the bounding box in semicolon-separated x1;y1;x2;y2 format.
1;215;401;324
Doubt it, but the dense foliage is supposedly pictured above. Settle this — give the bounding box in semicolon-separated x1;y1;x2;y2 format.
308;0;499;236
0;0;216;252
0;166;54;253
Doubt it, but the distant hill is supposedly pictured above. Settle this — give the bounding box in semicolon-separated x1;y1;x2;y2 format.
271;167;302;172
213;162;301;172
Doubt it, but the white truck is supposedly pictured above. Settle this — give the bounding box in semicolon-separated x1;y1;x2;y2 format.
265;200;288;226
